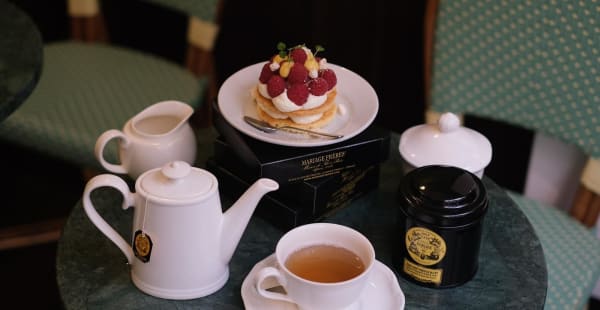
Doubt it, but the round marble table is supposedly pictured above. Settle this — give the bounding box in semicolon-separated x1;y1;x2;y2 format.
0;0;43;122
56;131;547;309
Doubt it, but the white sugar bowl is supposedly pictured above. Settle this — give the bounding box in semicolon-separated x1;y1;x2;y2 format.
399;112;492;178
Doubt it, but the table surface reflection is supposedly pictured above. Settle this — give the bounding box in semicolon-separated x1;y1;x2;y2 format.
0;0;43;122
56;130;547;309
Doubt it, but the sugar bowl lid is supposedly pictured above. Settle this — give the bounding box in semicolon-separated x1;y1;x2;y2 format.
399;112;492;174
138;161;218;203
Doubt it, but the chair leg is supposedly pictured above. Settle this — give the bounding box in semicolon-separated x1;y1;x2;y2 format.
584;195;600;227
570;185;600;227
193;97;213;129
186;46;217;128
0;218;67;250
70;14;108;42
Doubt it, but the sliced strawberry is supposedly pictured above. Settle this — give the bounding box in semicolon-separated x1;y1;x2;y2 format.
267;75;285;97
287;83;309;105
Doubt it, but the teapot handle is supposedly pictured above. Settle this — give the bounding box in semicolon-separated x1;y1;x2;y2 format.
82;174;136;264
95;129;130;175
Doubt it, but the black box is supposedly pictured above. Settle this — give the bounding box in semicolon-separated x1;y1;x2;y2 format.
212;125;390;186
207;158;380;231
209;100;389;230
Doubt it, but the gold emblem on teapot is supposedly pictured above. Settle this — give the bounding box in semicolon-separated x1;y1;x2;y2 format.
134;230;153;263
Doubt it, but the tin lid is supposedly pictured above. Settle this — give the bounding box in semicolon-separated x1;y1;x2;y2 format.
398;112;492;174
398;165;488;227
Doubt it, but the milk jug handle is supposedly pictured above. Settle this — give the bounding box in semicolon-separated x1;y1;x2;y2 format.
82;174;136;264
95;129;129;175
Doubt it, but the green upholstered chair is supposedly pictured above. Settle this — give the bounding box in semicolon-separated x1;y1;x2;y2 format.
425;0;600;309
0;0;220;249
0;0;220;175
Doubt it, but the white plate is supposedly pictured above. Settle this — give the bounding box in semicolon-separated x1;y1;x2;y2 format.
217;63;379;147
241;254;405;310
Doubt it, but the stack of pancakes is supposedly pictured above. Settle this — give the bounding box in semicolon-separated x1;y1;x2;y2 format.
251;87;337;130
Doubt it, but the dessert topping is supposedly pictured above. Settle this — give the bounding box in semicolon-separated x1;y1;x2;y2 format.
288;62;309;84
319;68;337;91
267;75;285;97
287;83;309;106
308;77;329;96
259;42;336;107
259;63;274;83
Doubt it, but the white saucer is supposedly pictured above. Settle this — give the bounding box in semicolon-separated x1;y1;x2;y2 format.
241;254;405;310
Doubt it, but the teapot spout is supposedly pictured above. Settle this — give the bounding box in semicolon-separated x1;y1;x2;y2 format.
221;178;279;263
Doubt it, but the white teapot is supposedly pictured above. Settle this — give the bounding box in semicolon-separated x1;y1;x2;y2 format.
82;161;279;300
95;100;197;180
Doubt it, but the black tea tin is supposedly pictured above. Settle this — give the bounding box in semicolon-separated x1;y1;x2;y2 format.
394;165;488;288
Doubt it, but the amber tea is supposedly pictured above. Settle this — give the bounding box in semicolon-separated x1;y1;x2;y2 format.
284;244;366;283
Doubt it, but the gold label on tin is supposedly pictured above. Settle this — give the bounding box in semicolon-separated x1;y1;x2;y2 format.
403;258;443;284
133;230;153;263
405;227;446;266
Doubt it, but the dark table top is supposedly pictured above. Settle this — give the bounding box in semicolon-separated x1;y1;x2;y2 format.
0;0;43;122
56;129;547;309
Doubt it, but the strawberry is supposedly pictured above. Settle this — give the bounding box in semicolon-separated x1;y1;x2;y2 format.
287;63;308;84
259;63;274;83
290;47;308;64
267;75;285;97
319;69;337;90
308;77;329;96
287;83;309;105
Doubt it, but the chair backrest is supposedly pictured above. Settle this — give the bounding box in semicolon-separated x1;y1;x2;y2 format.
143;0;221;70
144;0;223;125
425;0;600;226
67;0;222;125
68;0;221;46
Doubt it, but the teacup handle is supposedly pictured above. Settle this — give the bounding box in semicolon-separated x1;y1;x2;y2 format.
256;266;295;304
95;129;130;175
82;174;136;264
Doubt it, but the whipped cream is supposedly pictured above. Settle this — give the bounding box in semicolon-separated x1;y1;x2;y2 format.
257;102;323;124
291;113;323;124
258;83;328;112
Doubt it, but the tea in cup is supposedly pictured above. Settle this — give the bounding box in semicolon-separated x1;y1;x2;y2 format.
255;223;375;309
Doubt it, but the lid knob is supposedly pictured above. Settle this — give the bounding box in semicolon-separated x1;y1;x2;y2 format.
139;161;216;201
438;112;460;133
161;161;191;180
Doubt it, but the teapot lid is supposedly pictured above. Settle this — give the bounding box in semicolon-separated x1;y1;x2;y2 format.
138;161;217;203
399;112;492;173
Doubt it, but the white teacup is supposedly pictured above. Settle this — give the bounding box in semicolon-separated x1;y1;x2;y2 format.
256;223;375;309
